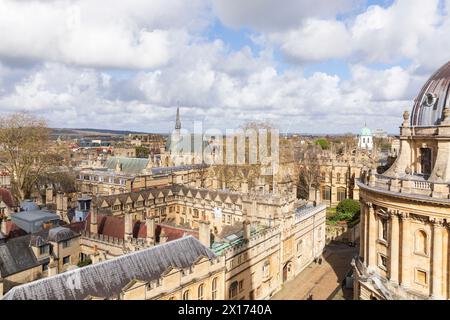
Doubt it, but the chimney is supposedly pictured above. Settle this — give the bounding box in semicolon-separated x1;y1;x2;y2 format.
42;221;53;230
160;230;168;244
0;218;7;236
146;216;155;245
0;280;3;299
243;220;251;241
48;256;57;277
46;187;53;205
90;207;98;235
199;220;211;248
124;211;133;241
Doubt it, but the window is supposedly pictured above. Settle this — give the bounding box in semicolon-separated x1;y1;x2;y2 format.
263;260;270;278
337;173;341;183
42;262;49;272
337;187;346;202
322;186;331;201
62;240;70;249
229;281;238;299
198;284;204;300
416;269;427;285
415;230;428;255
63;255;70;265
239;280;244;292
183;290;190;300
380;219;388;242
212;277;218;300
39;245;49;255
378;254;388;270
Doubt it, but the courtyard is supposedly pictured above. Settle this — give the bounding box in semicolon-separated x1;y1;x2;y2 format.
271;242;358;300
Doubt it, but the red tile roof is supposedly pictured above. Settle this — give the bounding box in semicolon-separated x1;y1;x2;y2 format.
4;220;27;239
85;212;198;242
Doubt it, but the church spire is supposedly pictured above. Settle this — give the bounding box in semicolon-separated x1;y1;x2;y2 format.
175;107;181;130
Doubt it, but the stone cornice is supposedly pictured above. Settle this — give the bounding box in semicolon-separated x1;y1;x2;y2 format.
357;180;450;207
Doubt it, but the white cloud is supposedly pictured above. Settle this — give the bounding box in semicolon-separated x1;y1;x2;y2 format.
0;0;210;69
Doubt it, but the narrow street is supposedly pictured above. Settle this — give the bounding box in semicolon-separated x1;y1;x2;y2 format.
271;243;358;300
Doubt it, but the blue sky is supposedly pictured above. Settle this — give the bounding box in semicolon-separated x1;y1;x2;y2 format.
0;0;449;135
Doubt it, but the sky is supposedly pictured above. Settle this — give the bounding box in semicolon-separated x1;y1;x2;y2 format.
0;0;449;134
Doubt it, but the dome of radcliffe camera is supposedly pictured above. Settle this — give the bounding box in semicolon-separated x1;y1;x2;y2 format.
410;60;450;127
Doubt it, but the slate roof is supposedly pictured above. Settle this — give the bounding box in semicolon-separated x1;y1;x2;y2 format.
29;226;80;246
2;236;217;300
0;235;45;277
104;157;151;175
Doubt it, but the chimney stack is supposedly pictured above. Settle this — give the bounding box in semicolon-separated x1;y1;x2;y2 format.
46;187;54;205
90;207;98;235
199;220;211;248
124;211;133;241
160;230;168;244
48;256;58;277
146;216;155;246
0;218;7;236
243;220;251;241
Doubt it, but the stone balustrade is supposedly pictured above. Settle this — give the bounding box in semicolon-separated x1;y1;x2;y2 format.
360;173;450;200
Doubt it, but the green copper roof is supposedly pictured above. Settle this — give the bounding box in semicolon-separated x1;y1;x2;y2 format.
360;127;372;136
104;157;150;175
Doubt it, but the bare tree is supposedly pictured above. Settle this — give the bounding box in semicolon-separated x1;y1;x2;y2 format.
295;144;322;200
0;113;64;201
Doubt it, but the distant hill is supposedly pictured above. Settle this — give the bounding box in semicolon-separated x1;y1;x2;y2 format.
51;128;165;137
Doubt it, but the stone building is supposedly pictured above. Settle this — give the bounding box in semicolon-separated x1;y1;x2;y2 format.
353;60;450;300
2;236;225;300
76;157;207;196
309;151;376;207
26;180;325;300
358;126;374;151
0;224;81;296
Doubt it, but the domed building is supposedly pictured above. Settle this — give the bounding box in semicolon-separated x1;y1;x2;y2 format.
358;126;373;151
353;61;450;300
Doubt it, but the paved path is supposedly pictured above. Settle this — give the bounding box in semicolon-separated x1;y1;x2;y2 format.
271;243;358;300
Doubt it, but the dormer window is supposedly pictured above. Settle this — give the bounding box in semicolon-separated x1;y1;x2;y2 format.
39;245;50;255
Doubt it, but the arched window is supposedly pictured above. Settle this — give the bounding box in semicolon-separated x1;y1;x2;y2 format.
322;186;331;201
198;284;204;300
415;230;428;255
229;281;238;299
183;290;190;300
337;187;346;202
212;277;218;300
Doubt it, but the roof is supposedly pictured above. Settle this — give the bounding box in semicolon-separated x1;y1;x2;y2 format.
86;213;197;242
411;60;450;127
360;127;372;136
29;226;80;246
104;157;151;175
10;211;60;234
0;235;45;277
3;236;217;300
20;200;39;212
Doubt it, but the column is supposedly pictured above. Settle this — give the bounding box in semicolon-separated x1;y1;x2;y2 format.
389;212;400;284
431;219;444;299
359;203;366;259
400;213;411;289
367;203;377;269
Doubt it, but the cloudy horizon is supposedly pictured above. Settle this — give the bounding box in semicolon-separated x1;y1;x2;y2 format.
0;0;449;134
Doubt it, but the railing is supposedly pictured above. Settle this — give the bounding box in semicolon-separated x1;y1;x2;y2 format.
360;172;450;200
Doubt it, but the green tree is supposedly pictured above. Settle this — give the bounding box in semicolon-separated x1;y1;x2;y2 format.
315;138;330;150
333;199;360;223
